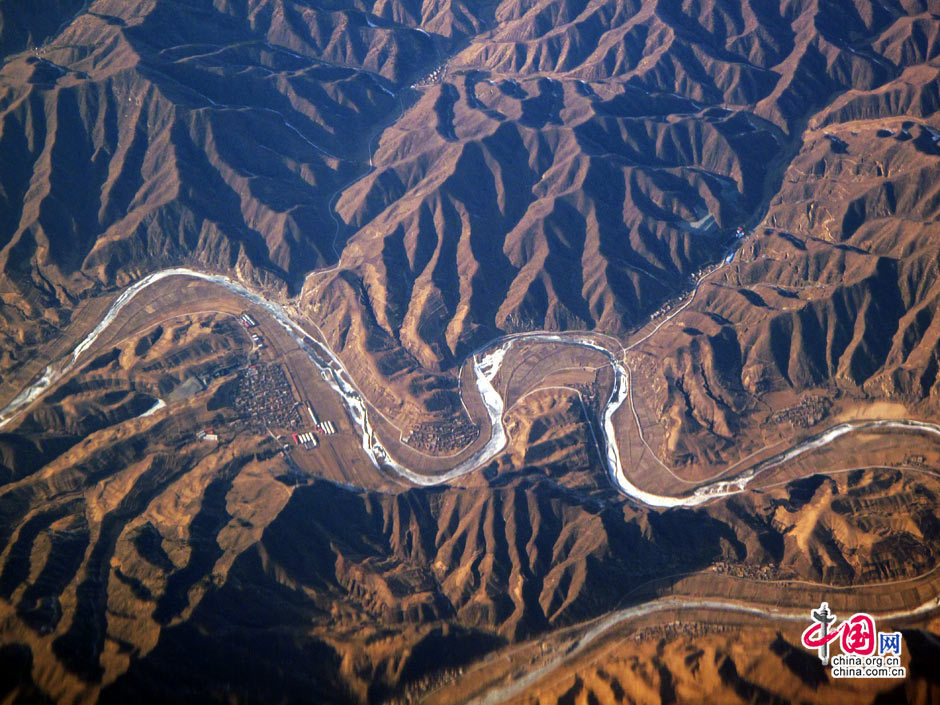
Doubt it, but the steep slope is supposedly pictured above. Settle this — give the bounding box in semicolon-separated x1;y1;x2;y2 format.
299;0;923;424
0;0;456;391
495;623;940;705
4;0;926;427
1;364;937;703
0;0;86;61
647;53;940;467
2;1;940;703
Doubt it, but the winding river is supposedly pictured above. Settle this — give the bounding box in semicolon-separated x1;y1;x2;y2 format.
2;267;940;508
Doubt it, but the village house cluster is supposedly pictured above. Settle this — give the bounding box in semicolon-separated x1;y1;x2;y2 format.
650;226;748;321
404;419;479;454
764;395;832;429
212;313;342;457
412;63;446;88
233;363;303;430
573;379;603;413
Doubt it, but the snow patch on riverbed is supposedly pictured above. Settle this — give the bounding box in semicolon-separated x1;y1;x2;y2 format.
138;398;166;418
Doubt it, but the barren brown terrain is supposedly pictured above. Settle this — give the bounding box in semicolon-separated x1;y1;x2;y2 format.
2;1;940;704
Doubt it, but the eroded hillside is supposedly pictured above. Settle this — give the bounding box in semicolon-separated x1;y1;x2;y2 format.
2;1;940;704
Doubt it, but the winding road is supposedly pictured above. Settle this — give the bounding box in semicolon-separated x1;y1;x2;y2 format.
471;591;940;705
3;266;940;705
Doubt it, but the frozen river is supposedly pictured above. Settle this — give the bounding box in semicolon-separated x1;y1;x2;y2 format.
3;268;940;508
